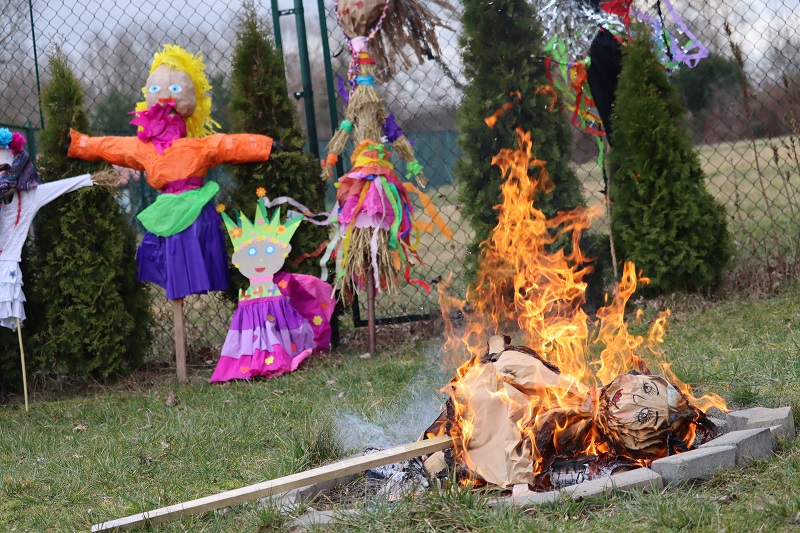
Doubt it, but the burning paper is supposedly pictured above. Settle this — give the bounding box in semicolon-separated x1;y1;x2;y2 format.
430;124;724;489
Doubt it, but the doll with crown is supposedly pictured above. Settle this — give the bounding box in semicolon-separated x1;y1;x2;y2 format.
210;198;335;382
68;45;275;379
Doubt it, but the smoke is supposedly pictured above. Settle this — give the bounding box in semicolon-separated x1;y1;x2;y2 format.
334;353;449;451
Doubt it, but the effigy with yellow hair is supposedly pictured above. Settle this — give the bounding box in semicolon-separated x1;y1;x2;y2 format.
68;44;275;301
68;44;276;379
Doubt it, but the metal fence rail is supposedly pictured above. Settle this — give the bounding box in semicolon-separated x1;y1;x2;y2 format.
3;0;800;361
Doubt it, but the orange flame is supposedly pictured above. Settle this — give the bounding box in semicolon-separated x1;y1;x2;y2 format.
438;125;726;483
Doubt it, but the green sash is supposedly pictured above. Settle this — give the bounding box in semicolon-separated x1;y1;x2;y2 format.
137;181;219;237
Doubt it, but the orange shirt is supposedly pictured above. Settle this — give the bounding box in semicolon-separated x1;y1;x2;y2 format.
68;129;273;191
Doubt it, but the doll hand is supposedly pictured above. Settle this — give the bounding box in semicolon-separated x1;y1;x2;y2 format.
90;169;122;191
321;153;338;181
414;171;428;189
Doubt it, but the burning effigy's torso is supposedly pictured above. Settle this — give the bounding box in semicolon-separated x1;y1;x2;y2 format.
430;336;717;490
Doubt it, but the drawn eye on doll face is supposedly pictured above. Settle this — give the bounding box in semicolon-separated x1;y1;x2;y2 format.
144;64;197;118
232;241;292;281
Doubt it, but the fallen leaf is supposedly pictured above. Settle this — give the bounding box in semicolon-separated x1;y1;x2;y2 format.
359;353;372;359
338;391;346;399
73;423;88;431
326;377;337;386
165;392;179;406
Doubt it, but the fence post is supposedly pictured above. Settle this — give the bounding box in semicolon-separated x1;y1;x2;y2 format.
270;0;320;157
27;0;45;129
25;120;37;160
292;0;319;157
316;0;344;178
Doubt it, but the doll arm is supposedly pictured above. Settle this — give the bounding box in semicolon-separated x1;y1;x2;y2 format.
321;124;351;181
207;134;273;166
68;129;146;171
34;173;93;209
391;135;428;188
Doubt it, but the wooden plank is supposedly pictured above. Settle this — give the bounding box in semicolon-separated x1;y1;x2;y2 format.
92;434;457;532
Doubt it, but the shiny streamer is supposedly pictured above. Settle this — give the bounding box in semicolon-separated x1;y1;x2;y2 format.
632;0;709;68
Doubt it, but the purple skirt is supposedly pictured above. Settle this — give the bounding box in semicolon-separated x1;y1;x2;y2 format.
210;295;316;383
136;201;229;300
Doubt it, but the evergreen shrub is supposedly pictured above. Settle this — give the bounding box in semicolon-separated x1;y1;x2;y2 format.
608;30;732;293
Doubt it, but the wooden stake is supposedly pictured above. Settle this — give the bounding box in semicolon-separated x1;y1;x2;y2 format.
16;318;28;412
172;299;187;382
366;262;376;356
91;434;457;532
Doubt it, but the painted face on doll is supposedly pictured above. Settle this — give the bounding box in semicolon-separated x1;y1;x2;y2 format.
144;65;197;118
233;240;292;280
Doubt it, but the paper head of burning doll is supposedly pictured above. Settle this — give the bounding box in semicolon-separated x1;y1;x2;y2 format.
68;44;276;302
599;372;717;459
210;198;335;383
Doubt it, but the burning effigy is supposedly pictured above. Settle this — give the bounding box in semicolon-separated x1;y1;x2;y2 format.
427;125;725;491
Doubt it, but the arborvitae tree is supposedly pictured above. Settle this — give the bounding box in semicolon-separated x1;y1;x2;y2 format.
31;47;151;377
224;0;327;294
608;31;732;293
456;0;592;279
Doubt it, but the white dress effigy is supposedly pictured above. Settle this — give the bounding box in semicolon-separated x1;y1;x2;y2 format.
0;174;92;331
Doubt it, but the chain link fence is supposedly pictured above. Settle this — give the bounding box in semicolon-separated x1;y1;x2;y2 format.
2;0;799;361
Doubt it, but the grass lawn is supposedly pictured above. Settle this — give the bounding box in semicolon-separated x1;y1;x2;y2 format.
3;286;800;531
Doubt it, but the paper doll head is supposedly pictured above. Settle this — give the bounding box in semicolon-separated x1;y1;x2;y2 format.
222;198;304;280
134;45;217;138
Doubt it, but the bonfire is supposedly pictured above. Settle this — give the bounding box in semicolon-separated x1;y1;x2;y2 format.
427;126;726;491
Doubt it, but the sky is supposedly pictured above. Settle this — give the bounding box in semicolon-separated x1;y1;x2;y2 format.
5;0;797;131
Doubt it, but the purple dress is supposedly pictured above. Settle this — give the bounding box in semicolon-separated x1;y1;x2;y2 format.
210;272;336;383
136;177;229;300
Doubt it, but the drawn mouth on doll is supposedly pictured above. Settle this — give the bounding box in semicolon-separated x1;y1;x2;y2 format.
255;267;266;273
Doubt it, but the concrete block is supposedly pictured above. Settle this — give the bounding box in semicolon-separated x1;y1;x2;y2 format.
292;508;360;529
258;488;301;512
707;416;728;433
699;428;774;466
563;467;663;499
503;468;662;507
726;407;796;439
508;489;562;506
651;445;736;485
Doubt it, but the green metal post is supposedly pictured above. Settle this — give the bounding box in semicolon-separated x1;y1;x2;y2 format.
25;120;37;161
317;0;344;178
293;0;320;157
271;0;283;51
27;0;45;129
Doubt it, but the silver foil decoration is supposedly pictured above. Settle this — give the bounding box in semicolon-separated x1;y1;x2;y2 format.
531;0;627;62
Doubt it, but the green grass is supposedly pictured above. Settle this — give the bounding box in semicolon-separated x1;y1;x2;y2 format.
4;285;800;531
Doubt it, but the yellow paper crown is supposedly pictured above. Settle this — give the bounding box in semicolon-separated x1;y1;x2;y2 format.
221;198;304;251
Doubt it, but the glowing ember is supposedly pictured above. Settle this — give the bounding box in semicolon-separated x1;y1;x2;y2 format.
433;124;726;489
